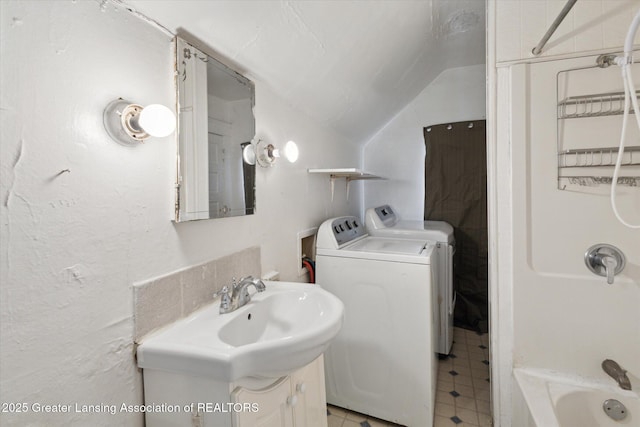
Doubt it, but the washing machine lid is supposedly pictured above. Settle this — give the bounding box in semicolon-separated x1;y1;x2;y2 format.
346;236;425;254
328;236;435;264
399;220;454;244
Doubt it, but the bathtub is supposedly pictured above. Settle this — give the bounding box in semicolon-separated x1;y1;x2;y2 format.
513;368;639;427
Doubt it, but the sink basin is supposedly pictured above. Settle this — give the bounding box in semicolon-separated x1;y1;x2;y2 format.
136;281;344;381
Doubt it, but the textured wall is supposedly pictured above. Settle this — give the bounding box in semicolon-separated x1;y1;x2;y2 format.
0;1;359;426
124;0;486;144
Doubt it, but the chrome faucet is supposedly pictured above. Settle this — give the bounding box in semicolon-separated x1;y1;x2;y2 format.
214;276;266;314
602;359;632;390
585;244;626;285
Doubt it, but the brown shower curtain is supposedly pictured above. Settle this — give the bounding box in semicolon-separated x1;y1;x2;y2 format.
424;120;488;333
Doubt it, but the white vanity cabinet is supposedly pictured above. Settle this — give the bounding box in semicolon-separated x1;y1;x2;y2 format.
232;355;327;427
142;355;327;427
290;355;328;427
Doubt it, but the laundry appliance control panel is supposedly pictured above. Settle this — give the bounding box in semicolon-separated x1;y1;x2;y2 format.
316;216;368;249
330;217;366;246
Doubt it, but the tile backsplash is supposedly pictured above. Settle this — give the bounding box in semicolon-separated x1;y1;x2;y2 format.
133;246;261;342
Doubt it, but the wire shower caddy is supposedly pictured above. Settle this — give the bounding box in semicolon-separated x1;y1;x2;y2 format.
556;58;640;190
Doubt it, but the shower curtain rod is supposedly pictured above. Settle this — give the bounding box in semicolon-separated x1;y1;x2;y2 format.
532;0;578;56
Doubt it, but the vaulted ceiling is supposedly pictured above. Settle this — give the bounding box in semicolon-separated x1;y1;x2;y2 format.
124;0;486;144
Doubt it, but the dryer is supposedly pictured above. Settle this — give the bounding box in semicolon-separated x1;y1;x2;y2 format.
316;216;437;427
365;205;455;355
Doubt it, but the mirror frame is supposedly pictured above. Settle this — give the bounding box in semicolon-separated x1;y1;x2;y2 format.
173;36;256;222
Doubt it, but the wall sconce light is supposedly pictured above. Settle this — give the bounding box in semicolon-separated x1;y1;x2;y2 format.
103;98;176;146
244;139;299;167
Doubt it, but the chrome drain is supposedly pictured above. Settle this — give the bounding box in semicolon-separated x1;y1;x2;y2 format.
603;399;628;421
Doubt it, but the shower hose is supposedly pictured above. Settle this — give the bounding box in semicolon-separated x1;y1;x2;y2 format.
612;9;640;228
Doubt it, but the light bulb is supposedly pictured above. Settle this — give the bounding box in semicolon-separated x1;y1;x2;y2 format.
243;144;256;165
284;140;299;163
139;104;176;137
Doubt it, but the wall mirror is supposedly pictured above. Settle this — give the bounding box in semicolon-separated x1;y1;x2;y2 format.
174;36;256;222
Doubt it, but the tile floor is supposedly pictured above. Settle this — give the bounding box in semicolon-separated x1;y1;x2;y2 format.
326;327;492;427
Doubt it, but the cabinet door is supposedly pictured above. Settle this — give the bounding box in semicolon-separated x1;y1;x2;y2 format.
291;355;328;427
232;377;294;427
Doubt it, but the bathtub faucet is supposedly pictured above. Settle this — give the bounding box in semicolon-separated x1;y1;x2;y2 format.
602;359;632;390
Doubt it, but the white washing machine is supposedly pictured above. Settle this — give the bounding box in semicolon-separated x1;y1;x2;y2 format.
365;205;455;355
315;216;437;427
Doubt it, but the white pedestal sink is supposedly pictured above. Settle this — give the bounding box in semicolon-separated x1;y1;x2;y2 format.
136;281;344;382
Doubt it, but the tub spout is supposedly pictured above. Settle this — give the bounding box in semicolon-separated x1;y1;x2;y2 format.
602;359;632;390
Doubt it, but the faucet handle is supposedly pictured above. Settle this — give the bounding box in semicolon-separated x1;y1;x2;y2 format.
585;244;625;285
601;256;618;285
213;285;229;298
214;286;232;313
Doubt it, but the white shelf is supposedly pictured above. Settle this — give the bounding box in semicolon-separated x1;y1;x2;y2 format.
308;168;384;200
308;168;383;180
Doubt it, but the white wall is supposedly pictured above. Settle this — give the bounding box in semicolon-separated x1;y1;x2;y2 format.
0;2;360;426
489;1;640;426
363;65;486;220
509;54;640;377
